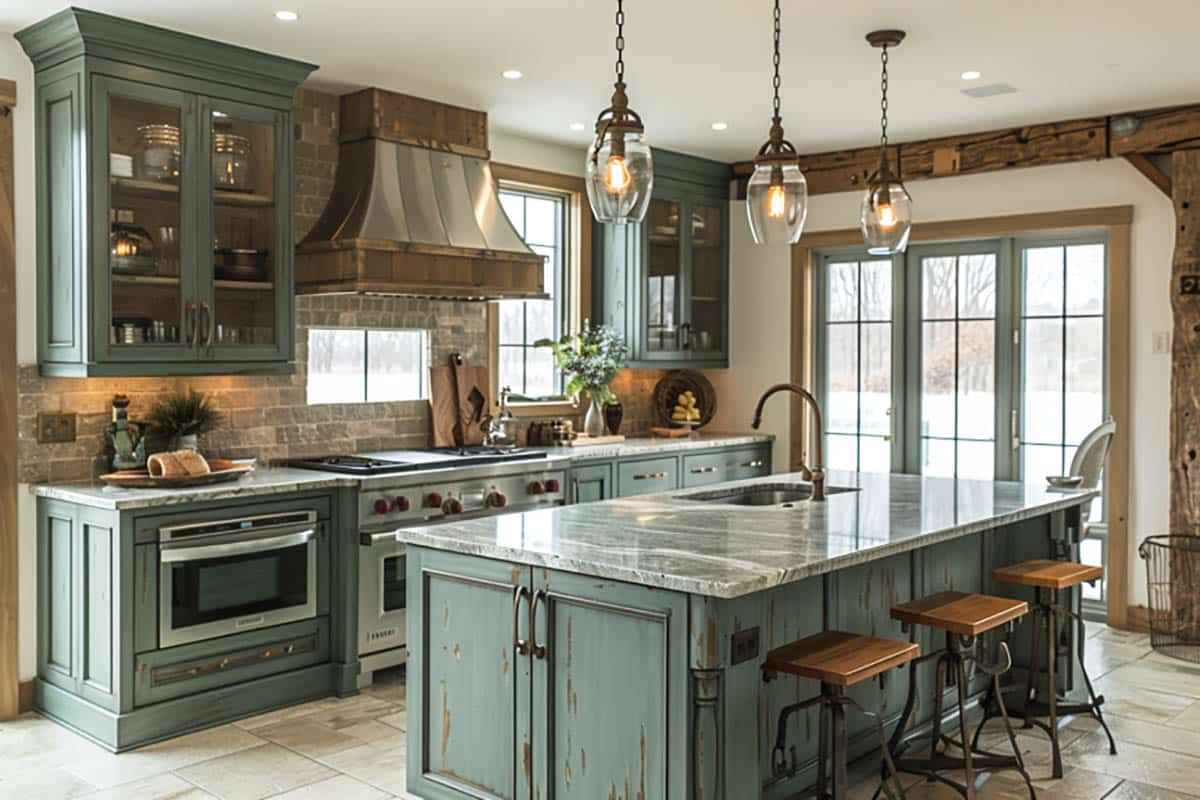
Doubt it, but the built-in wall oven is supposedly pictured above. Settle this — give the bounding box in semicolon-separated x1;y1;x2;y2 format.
159;510;320;649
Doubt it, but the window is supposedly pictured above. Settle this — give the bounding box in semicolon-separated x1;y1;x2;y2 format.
497;187;568;399
306;328;429;404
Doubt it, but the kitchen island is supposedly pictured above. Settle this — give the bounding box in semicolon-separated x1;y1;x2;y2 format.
400;470;1098;800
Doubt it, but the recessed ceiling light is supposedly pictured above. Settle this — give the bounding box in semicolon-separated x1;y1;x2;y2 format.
961;70;982;81
711;122;728;131
274;10;298;21
569;122;587;131
502;69;524;80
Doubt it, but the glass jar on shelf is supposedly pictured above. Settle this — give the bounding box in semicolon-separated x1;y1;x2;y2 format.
110;209;156;275
213;119;255;191
133;123;181;183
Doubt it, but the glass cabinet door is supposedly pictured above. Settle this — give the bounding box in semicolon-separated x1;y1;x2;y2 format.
98;79;197;361
686;202;725;356
644;197;683;354
201;101;288;360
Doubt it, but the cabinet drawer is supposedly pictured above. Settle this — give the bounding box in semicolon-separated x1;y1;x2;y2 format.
571;462;613;504
617;457;678;497
134;618;329;707
682;451;729;488
728;446;772;481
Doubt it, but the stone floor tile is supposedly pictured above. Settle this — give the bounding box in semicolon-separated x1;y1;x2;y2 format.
263;774;390;799
252;719;364;759
1063;732;1200;796
293;694;396;731
174;743;335;800
318;743;408;796
1104;780;1200;799
77;773;218;799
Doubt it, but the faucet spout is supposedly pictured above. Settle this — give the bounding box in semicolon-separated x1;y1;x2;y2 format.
750;383;827;501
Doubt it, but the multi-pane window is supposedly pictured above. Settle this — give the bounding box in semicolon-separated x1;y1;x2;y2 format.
823;258;894;473
306;328;429;404
915;247;999;480
498;188;567;398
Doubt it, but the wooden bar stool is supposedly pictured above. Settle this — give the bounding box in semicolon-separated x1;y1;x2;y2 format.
762;630;919;799
884;592;1035;800
979;559;1117;779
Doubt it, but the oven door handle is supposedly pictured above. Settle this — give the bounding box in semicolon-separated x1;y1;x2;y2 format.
160;528;316;563
363;531;400;546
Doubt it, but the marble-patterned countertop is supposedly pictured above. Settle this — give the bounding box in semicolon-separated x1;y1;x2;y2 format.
397;470;1099;599
31;433;773;510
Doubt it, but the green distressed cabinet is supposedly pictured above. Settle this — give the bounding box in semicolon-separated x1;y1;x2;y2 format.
406;548;690;799
569;462;613;503
16;9;316;377
593;149;733;369
568;441;773;501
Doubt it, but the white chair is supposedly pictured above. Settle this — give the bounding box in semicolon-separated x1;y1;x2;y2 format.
1070;416;1117;489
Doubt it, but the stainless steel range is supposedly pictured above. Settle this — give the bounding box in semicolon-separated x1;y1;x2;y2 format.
291;448;567;686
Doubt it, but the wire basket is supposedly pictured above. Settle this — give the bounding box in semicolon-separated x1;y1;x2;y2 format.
1139;535;1200;663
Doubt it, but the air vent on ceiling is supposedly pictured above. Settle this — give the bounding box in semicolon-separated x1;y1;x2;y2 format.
962;82;1019;99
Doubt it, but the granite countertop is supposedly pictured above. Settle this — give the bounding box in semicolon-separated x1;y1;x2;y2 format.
397;470;1099;599
31;433;773;510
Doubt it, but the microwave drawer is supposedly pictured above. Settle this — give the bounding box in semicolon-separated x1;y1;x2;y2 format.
134;618;330;707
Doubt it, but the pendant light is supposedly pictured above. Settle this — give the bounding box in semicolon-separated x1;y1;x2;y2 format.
746;0;807;245
585;0;653;224
861;30;913;255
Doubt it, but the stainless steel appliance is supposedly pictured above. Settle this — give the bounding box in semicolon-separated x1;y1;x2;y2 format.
342;456;567;686
158;510;320;648
287;445;546;475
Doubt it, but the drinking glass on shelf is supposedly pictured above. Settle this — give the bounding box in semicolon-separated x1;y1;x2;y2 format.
157;225;179;276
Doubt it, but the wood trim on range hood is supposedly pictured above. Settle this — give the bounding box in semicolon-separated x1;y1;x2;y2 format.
295;88;544;299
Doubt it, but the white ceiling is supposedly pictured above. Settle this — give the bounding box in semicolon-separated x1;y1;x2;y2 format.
4;1;1200;163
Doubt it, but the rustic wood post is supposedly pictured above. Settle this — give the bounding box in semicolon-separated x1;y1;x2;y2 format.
1170;150;1200;536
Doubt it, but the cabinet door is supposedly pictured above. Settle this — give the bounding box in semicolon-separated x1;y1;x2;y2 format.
91;76;200;364
198;97;292;363
684;200;727;360
531;569;689;799
570;463;612;504
407;549;533;800
642;195;685;357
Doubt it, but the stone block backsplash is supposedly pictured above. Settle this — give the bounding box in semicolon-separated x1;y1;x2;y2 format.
17;86;670;485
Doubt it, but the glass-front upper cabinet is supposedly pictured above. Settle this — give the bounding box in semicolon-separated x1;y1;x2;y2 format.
686;202;725;357
645;198;682;353
101;80;197;362
202;102;290;362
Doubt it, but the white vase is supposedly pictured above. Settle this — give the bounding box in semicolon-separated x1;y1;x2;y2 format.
173;433;199;452
583;397;606;438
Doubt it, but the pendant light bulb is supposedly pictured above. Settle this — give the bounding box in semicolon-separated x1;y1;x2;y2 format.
746;0;808;245
861;30;913;255
585;0;653;224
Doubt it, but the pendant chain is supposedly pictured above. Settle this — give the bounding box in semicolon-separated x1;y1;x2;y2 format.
615;0;625;84
772;0;781;119
879;45;890;148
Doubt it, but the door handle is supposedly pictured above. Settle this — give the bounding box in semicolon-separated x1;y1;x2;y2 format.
530;589;548;660
200;302;215;353
513;585;530;656
186;302;198;349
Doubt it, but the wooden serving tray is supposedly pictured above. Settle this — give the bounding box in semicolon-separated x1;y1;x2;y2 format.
98;459;254;488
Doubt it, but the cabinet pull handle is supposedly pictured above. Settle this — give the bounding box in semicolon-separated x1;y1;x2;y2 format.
690;466;719;474
530;589;548;660
513;585;531;656
186;302;198;349
634;471;669;480
741;460;765;468
200;302;215;353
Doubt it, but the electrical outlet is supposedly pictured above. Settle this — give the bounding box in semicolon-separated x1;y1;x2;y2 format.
731;626;760;665
37;412;77;444
1153;331;1172;355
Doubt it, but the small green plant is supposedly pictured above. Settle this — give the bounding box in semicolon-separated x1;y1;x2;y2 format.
536;322;628;404
147;390;224;439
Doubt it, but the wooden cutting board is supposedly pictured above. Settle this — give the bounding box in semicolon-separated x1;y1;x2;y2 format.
429;356;491;447
454;365;490;446
429;365;460;447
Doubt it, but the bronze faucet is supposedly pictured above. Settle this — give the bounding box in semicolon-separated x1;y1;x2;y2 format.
751;383;826;501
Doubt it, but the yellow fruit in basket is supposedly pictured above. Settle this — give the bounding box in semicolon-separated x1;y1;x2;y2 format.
689;409;701;421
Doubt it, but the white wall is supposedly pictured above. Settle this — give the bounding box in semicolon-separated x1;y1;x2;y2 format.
709;159;1174;608
492;128;583;177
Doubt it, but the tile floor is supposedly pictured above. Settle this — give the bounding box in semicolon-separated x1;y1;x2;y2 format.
1;624;1198;799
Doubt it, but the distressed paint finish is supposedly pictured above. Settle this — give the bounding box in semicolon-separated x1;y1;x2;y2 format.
533;569;688;800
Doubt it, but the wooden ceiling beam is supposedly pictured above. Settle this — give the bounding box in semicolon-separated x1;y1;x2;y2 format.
1123;153;1172;197
734;102;1200;198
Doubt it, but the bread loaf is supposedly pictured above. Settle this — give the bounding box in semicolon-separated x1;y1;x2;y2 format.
147;450;211;478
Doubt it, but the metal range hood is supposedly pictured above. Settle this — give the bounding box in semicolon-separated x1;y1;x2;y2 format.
295;88;544;299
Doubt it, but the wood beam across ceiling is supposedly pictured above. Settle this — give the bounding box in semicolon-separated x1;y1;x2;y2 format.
733;102;1200;198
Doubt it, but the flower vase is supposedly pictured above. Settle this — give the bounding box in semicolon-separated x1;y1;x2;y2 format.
173;434;199;452
583;397;607;438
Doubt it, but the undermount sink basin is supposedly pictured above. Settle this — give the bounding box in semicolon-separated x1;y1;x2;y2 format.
679;483;860;508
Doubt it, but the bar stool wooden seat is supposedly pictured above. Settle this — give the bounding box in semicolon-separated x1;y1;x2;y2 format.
980;559;1116;779
762;630;918;799
882;592;1035;800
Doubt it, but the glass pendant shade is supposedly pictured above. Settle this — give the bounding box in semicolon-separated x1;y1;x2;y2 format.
585;130;653;224
861;178;912;255
746;162;808;244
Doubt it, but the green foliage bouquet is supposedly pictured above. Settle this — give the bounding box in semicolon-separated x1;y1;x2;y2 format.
536;322;628;404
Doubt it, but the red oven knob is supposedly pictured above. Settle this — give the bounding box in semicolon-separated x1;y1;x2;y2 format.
443;497;464;515
488;492;508;508
528;480;546;495
373;498;391;515
394;496;411;512
426;492;443;509
545;479;561;494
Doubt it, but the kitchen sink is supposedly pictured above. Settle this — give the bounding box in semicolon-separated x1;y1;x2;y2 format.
678;483;860;507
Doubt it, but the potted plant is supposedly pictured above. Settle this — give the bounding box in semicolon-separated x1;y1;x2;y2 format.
537;322;628;438
147;390;224;451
